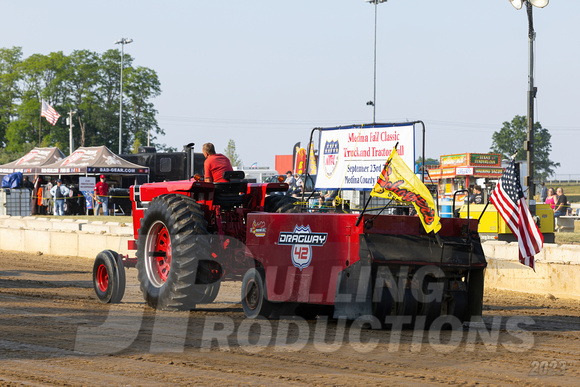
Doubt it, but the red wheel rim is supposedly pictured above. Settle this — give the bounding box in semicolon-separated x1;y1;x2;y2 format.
97;264;109;292
145;221;173;288
154;226;172;282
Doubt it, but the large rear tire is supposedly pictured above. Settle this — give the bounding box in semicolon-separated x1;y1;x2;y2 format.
136;194;212;310
264;195;301;213
93;250;126;304
200;280;221;304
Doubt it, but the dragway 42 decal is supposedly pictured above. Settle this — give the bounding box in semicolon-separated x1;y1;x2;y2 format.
278;225;328;271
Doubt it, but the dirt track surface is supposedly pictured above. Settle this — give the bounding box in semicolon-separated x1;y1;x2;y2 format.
0;251;578;386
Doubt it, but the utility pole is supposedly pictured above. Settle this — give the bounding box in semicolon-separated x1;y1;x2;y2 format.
67;110;76;155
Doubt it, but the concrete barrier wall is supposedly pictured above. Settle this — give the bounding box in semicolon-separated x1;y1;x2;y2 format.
0;216;578;300
482;241;580;300
0;215;132;258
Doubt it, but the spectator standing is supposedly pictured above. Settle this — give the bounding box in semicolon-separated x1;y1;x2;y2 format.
50;179;70;216
30;176;42;215
94;174;109;216
553;187;568;218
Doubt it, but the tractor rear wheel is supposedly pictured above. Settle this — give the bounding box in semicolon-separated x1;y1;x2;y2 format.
93;250;126;304
136;194;212;310
264;195;301;213
200;281;221;304
373;285;394;327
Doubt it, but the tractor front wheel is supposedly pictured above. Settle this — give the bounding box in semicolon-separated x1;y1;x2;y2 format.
93;250;126;304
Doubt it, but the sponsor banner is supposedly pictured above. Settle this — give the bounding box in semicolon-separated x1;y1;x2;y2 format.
294;147;307;175
41;168;60;174
87;167;149;174
308;143;317;175
455;167;474;175
440;154;467;167
440;153;502;168
81;191;94;210
292;142;300;173
315;124;415;190
473;167;504;177
470;153;501;167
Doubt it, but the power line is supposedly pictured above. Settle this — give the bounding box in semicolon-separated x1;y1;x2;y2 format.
157;115;579;133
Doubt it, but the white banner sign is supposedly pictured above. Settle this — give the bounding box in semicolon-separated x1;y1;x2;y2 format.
79;176;96;192
315;124;415;190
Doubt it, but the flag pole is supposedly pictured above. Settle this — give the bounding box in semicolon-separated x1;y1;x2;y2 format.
38;100;42;145
355;193;373;227
477;199;491;223
478;154;514;223
355;141;399;227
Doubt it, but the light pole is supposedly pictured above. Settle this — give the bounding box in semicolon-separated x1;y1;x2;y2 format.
507;0;548;209
365;0;387;124
115;37;133;154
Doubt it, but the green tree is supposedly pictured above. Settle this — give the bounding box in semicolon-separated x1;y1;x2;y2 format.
224;139;242;167
490;115;560;180
0;47;168;155
5;51;70;151
124;66;163;149
0;142;35;164
0;47;23;147
62;49;100;150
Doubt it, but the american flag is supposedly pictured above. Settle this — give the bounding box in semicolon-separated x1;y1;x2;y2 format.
41;100;60;126
490;160;543;270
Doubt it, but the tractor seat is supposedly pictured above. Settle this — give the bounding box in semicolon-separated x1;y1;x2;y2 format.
213;171;247;209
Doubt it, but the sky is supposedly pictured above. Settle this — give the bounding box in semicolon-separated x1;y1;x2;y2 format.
2;0;579;177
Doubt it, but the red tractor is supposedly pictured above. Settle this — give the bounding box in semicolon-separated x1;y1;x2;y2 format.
92;168;487;327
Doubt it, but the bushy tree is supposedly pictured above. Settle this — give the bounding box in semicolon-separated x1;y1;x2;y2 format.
0;47;23;147
0;46;167;159
490;115;560;180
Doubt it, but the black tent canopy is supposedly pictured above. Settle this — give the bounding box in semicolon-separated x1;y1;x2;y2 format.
40;146;149;175
0;147;65;175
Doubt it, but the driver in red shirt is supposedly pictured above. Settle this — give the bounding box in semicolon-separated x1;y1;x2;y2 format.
203;143;233;183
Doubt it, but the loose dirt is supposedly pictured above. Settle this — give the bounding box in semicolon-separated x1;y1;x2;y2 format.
0;251;578;386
